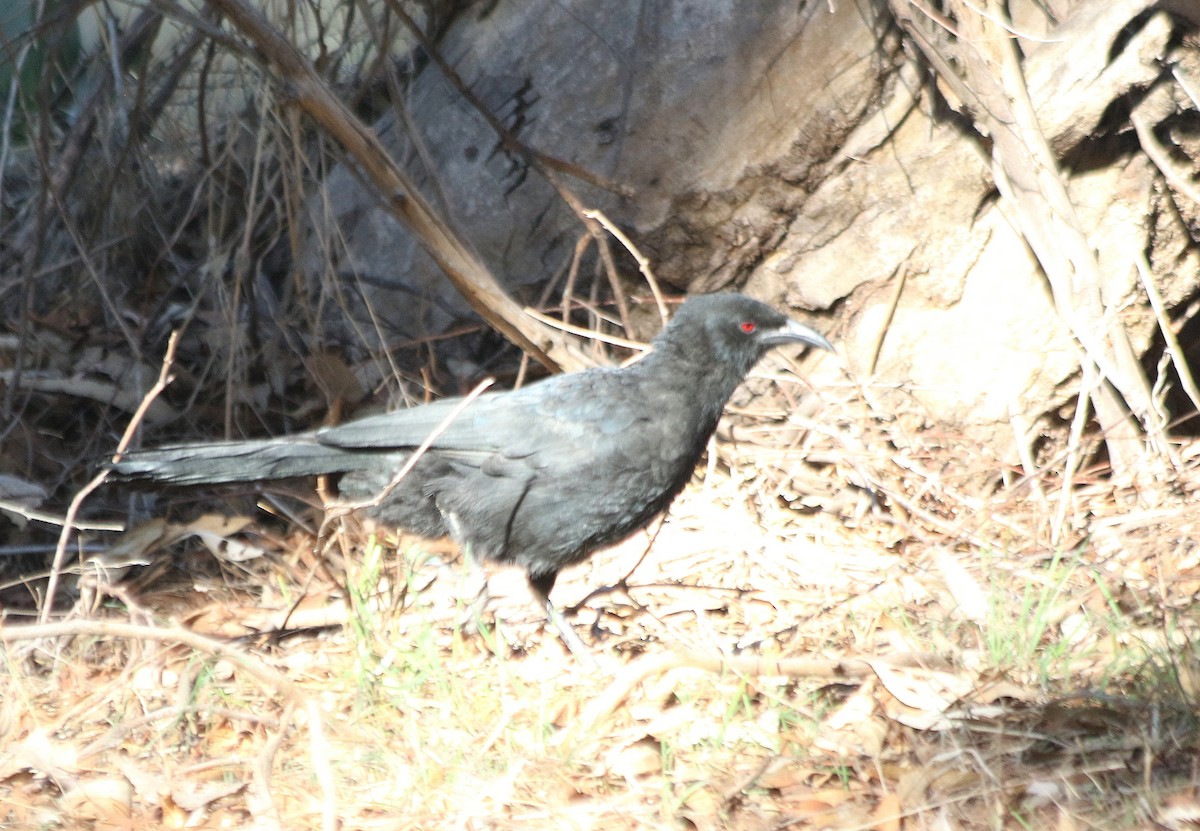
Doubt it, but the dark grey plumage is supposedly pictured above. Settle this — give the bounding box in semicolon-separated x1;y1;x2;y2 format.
112;293;832;647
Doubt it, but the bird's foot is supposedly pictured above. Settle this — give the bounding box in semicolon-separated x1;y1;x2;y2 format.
543;600;598;669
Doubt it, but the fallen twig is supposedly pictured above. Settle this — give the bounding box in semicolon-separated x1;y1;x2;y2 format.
39;332;180;623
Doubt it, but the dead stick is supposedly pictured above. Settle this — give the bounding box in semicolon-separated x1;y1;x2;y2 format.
203;0;577;371
39;332;179;623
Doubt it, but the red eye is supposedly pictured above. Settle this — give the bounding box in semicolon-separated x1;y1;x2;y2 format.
740;321;756;334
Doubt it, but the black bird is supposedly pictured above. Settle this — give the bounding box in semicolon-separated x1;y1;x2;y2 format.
112;293;832;651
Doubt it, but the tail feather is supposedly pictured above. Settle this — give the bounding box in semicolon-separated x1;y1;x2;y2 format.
111;437;363;486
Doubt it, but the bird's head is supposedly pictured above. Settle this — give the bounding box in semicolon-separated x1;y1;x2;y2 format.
657;293;832;376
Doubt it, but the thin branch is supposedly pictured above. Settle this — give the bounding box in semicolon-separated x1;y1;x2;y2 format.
866;259;910;376
39;332;179;624
380;0;633;198
581;209;669;326
571;650;873;737
2;617;302;703
0;501;122;531
891;0;1159;476
1136;250;1200;422
523;307;649;351
203;0;581;371
1132;109;1200;208
377;0;646;335
322;377;495;522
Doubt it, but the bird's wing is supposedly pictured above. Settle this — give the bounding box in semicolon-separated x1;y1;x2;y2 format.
315;371;648;458
316;394;505;452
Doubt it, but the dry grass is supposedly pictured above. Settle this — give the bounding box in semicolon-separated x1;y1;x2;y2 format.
4;374;1200;830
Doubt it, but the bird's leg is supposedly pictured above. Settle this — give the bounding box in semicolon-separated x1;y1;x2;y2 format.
454;545;493;635
529;571;596;666
544;597;593;660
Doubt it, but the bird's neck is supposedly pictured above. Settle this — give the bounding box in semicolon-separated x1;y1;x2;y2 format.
637;343;750;435
644;338;752;387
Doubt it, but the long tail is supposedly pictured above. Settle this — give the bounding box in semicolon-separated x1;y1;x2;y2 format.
110;436;366;486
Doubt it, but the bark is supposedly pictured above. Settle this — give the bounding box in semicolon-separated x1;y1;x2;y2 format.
884;0;1172;475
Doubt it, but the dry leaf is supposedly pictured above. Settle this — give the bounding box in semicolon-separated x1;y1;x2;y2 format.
812;679;887;757
869;660;976;731
59;777;133;823
871;791;902;831
932;548;989;623
600;738;662;780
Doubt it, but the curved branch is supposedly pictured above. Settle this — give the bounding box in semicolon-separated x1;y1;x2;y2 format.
203;0;584;371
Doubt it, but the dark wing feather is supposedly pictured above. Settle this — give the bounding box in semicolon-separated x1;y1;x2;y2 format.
316;369;644;458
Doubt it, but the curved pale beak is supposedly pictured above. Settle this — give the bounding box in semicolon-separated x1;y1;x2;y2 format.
761;319;834;352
